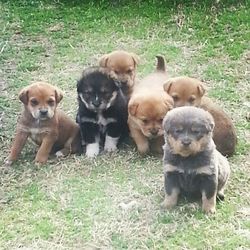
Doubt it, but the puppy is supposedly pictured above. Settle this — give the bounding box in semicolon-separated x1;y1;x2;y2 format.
76;67;128;158
128;56;173;155
5;82;81;165
99;50;139;97
163;76;237;156
162;106;230;214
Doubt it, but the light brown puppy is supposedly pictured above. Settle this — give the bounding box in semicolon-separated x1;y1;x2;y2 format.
99;50;139;97
163;76;237;156
128;56;173;155
5;82;81;165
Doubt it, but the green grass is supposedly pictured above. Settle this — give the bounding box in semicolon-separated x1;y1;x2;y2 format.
1;0;250;249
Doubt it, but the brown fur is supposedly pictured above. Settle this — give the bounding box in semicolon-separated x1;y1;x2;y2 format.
128;56;173;155
5;82;81;165
99;50;139;97
163;76;237;156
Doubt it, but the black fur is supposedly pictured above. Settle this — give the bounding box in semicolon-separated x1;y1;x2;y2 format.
76;67;128;155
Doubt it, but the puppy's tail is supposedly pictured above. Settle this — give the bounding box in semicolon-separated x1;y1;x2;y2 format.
156;55;166;72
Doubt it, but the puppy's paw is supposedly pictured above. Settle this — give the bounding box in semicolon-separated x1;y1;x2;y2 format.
86;143;99;158
137;143;149;155
202;205;216;214
35;155;48;164
4;159;13;166
161;197;177;210
104;136;119;152
55;150;65;158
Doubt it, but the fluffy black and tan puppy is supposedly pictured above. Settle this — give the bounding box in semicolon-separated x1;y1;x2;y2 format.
76;67;128;157
162;106;230;214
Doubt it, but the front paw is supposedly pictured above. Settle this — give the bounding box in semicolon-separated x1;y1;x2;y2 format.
4;158;13;166
137;142;149;155
202;204;216;214
35;155;48;164
161;196;177;210
86;143;99;158
104;136;119;152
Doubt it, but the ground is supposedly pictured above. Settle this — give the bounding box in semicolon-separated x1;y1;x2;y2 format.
0;0;250;249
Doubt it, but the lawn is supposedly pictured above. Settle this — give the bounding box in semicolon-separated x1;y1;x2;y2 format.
0;0;250;249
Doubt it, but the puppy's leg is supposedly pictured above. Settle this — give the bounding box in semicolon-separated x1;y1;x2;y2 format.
104;122;121;152
35;135;56;164
5;130;29;165
80;122;100;158
130;128;149;155
161;172;180;209
200;175;217;214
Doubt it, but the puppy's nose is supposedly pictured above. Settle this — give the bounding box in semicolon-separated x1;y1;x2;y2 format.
92;100;101;107
150;128;159;136
181;139;191;146
40;109;48;116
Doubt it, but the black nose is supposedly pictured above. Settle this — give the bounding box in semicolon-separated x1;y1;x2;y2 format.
150;128;158;136
182;139;191;146
40;109;48;115
92;100;101;107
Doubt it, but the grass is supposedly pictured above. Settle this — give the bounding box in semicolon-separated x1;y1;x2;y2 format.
1;0;250;249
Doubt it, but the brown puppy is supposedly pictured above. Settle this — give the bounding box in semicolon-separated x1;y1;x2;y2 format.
99;50;139;97
128;56;173;155
163;76;237;156
5;82;81;165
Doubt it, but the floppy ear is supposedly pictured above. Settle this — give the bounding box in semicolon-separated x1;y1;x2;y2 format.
197;83;205;97
18;86;29;105
164;95;174;110
54;86;63;104
99;54;109;67
130;53;140;67
163;79;173;93
128;101;139;116
205;112;215;132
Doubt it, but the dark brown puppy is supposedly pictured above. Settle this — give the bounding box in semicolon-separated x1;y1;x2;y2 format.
5;82;81;165
162;107;230;214
99;50;139;97
163;76;237;156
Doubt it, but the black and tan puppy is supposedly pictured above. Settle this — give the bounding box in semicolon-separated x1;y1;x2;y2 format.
76;67;128;157
5;82;81;165
162;106;230;214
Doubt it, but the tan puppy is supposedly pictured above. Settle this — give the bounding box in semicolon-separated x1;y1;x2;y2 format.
5;82;81;165
128;56;173;155
163;76;237;156
99;50;139;97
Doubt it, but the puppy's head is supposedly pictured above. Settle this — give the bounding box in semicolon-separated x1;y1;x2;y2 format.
163;76;205;107
163;106;214;157
129;93;173;138
19;82;63;120
77;67;120;112
99;50;139;89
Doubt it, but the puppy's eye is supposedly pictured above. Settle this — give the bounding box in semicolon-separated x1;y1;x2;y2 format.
189;96;196;103
142;119;148;124
114;70;119;74
127;69;132;74
159;118;163;123
83;91;91;95
48;99;55;106
192;129;200;134
172;95;179;102
175;128;183;133
30;99;38;106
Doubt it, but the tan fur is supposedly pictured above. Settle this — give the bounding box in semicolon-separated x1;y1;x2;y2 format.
161;188;180;209
163;76;237;156
5;82;81;165
128;59;173;155
99;50;139;97
202;191;216;214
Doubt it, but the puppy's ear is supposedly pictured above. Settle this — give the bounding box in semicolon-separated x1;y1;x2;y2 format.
18;86;29;105
99;54;109;67
128;101;139;116
164;95;174;110
197;83;205;97
205;112;215;132
130;53;140;67
163;79;173;94
55;87;63;104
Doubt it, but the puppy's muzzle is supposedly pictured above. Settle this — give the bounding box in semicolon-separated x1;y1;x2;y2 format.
39;109;49;119
181;138;192;147
92;100;101;108
150;128;159;137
